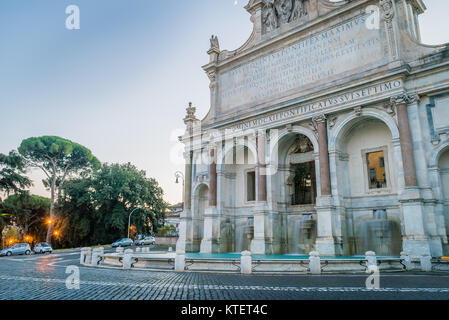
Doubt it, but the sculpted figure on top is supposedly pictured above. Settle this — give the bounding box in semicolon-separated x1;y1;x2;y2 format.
262;0;309;33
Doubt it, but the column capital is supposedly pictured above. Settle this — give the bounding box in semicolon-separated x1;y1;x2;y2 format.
390;93;420;106
312;114;327;124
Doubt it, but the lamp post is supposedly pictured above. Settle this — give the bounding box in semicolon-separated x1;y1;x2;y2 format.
175;171;185;203
128;208;141;239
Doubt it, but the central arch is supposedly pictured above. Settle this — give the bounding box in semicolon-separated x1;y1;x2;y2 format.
268;125;319;254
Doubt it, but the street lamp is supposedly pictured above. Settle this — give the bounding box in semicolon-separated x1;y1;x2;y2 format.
175;171;185;203
128;208;141;239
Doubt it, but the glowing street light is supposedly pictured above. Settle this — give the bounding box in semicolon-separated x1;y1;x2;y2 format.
46;218;54;225
53;230;60;236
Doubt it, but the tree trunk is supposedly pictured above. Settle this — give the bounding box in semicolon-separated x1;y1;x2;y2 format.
46;175;57;243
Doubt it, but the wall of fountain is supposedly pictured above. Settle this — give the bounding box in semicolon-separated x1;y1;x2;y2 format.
353;209;402;256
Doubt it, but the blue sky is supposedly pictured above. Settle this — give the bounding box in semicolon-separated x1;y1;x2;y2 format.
0;0;448;204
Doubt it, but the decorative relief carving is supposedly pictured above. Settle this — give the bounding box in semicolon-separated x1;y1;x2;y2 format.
380;0;394;22
312;114;327;124
262;0;309;34
328;116;338;129
380;0;397;60
390;93;420;105
354;106;363;117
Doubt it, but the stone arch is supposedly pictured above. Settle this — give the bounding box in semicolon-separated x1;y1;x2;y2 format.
268;125;319;254
269;125;319;164
191;182;209;252
328;107;403;256
217;137;258;166
329;108;400;153
430;141;449;168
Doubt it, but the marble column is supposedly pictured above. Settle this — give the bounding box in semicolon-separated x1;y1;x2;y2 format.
209;148;217;207
316;116;332;196
313;114;338;256
396;100;418;188
392;94;431;257
252;131;267;254
257;131;267;202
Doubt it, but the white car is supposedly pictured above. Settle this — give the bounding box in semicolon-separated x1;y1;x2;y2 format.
33;243;53;254
134;236;155;246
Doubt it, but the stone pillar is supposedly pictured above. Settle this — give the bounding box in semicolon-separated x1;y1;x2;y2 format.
420;255;432;272
309;251;321;275
316;115;331;196
91;248;103;267
396;100;418;188
83;248;92;265
392;94;431;257
185;152;193;210
175;250;186;272
209;148;217;207
257;131;267;202
80;248;89;265
251;131;267;254
365;251;377;267
123;249;134;269
400;251;412;270
201;148;217;253
313;115;338;256
177;152;192;253
241;251;252;274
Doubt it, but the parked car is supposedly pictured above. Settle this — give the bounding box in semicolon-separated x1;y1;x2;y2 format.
0;243;31;256
134;236;155;246
112;238;133;248
33;243;53;254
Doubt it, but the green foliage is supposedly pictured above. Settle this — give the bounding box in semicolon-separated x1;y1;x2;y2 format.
57;163;167;248
18;136;100;175
18;136;100;243
2;194;50;240
157;224;178;237
0;151;31;195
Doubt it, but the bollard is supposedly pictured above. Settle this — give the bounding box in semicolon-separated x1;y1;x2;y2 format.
309;251;321;275
136;247;142;253
91;248;102;266
420;255;432;272
168;247;173;252
365;251;377;267
116;247;124;254
400;252;412;270
84;248;93;265
175;250;186;272
241;251;252;275
80;248;88;265
123;249;134;269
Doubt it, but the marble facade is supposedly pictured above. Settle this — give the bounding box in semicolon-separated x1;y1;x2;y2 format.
177;0;449;258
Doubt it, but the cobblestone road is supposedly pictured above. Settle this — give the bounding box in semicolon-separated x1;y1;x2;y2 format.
1;250;449;300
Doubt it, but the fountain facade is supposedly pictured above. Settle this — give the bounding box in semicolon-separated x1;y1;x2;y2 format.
177;1;449;259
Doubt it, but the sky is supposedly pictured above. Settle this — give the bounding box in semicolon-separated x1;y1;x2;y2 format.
0;0;448;205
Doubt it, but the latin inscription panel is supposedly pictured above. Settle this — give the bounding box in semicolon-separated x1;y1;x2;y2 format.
218;14;384;112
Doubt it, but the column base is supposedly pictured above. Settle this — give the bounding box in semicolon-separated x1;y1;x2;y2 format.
250;203;267;255
250;239;265;254
429;236;443;258
315;237;337;256
403;236;431;258
400;189;432;257
200;239;212;254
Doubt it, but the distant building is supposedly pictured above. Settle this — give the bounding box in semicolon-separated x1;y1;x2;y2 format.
164;203;183;232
